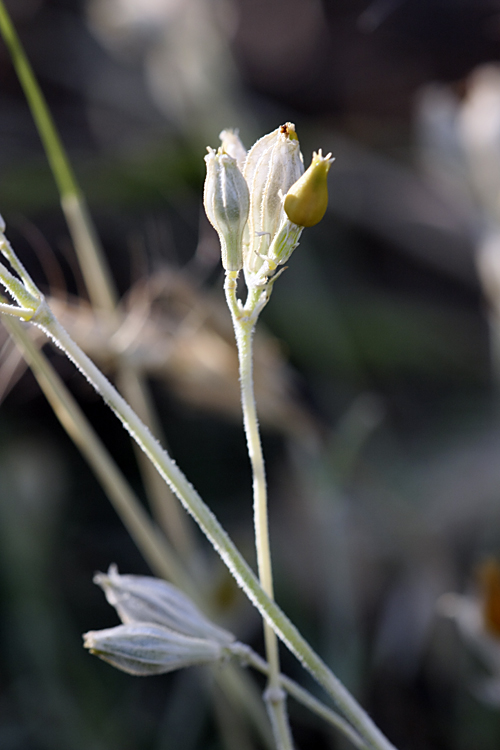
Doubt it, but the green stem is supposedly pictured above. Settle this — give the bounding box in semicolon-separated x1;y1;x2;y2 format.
25;299;397;750
0;302;33;318
1;315;276;750
2;315;192;592
226;277;293;749
60;194;117;311
0;0;193;559
0;1;116;311
232;645;370;750
116;368;197;561
0;1;194;550
4;304;373;750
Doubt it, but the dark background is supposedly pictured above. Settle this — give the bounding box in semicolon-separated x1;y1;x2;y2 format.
1;1;500;748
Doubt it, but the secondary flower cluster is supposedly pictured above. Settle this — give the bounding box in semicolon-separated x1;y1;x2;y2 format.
203;123;333;282
83;565;236;676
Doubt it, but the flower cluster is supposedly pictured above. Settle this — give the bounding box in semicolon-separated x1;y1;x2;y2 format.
204;123;333;284
83;565;236;676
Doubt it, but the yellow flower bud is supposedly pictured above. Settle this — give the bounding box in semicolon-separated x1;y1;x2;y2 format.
283;150;334;227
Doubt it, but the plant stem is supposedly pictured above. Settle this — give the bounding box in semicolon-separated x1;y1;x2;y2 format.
3;306;374;750
226;275;293;749
22;296;397;750
231;645;370;750
116;367;196;561
2;313;279;750
2;315;192;592
0;1;117;312
0;1;195;553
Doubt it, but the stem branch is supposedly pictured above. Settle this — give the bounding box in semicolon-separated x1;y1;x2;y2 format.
8;294;397;750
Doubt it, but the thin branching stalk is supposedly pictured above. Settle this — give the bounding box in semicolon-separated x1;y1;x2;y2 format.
1;315;192;591
224;273;293;749
0;16;337;743
0;0;195;557
116;369;197;561
0;2;117;312
5;314;368;750
0;24;399;740
1;313;277;750
232;645;370;750
11;290;397;750
0;220;396;747
2;309;375;750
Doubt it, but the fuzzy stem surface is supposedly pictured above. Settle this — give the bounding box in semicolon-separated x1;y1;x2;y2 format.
2;291;397;750
225;272;293;749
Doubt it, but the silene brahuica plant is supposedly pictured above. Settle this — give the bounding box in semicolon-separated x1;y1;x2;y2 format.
0;5;398;749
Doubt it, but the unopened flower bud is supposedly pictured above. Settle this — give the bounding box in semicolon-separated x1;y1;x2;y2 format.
244;122;304;272
83;623;225;676
219;129;247;172
94;565;235;646
284;150;334;227
266;219;304;271
204;147;249;273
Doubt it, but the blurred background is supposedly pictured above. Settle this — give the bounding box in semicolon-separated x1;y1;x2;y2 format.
2;0;500;748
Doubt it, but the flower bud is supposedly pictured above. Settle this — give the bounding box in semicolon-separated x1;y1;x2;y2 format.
266;219;304;270
284;150;334;227
94;565;235;646
204;147;249;273
219;129;247;172
243;122;304;273
83;623;224;676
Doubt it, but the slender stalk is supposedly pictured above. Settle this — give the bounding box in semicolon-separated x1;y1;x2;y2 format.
216;664;275;750
60;195;117;312
4;302;373;750
0;302;33;318
0;2;192;560
0;11;395;745
2;315;192;592
0;1;117;312
231;310;293;749
232;645;370;750
1;314;274;750
116;367;196;561
22;299;397;750
3;310;374;750
0;2;195;553
0;235;396;749
224;272;292;748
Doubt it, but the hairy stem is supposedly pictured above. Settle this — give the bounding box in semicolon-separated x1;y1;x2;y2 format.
20;299;396;750
0;2;117;311
2;316;191;591
226;273;293;749
0;0;194;554
232;644;370;750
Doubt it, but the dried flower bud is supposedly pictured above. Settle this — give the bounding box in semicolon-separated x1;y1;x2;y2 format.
243;122;304;273
204;147;249;272
284;150;334;227
83;623;225;676
94;565;235;646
